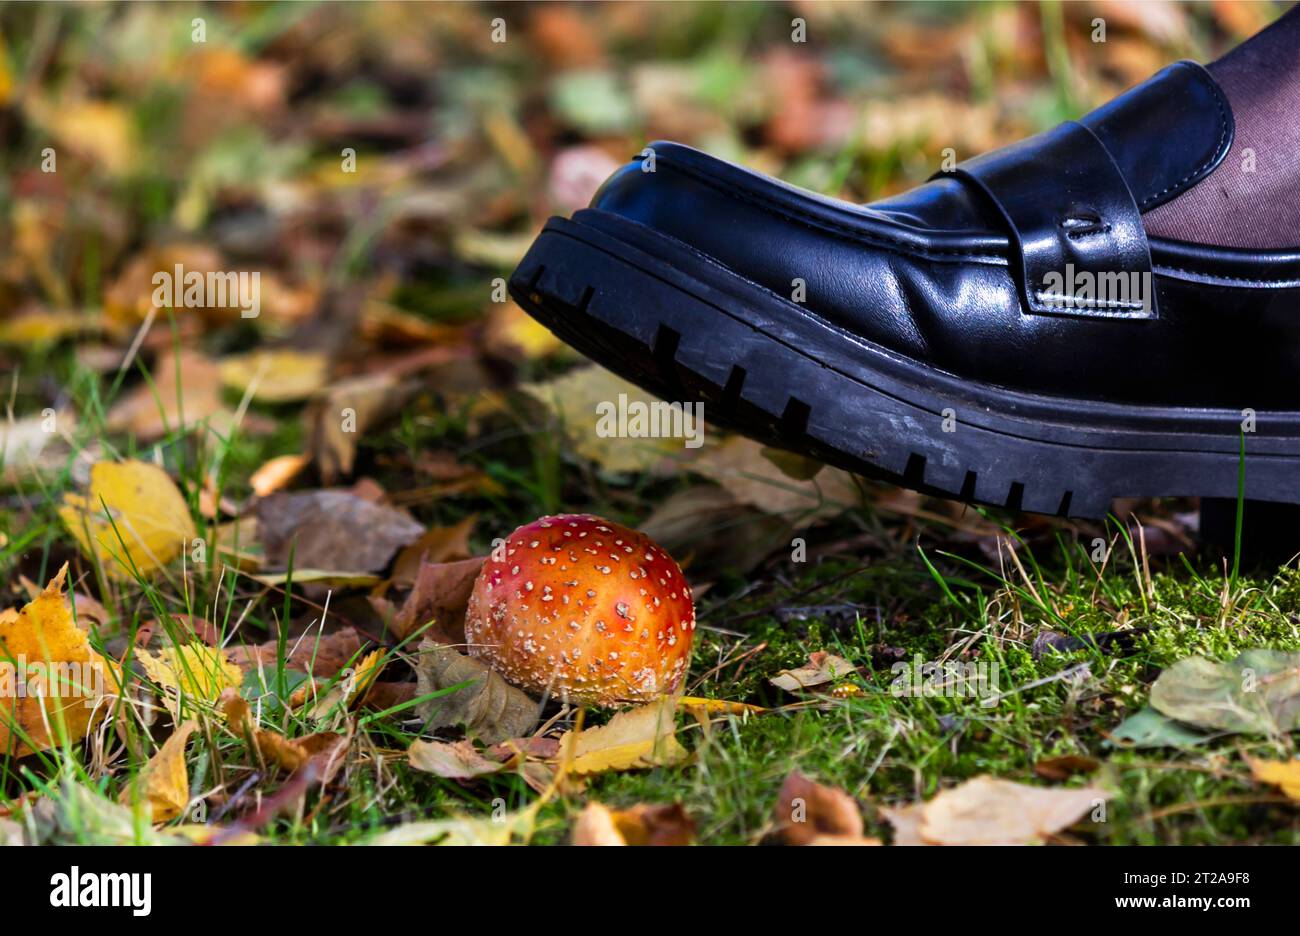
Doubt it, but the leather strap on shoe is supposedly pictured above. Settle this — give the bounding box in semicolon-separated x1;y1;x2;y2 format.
937;61;1234;321
949;120;1155;318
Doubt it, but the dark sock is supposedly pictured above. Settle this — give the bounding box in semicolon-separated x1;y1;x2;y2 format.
1143;4;1300;249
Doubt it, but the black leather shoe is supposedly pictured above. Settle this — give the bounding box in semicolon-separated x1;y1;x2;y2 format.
509;61;1300;519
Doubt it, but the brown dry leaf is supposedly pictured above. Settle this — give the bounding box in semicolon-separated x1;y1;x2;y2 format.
362;680;417;712
225;626;363;679
0;565;120;758
572;801;624;846
771;771;865;845
255;729;348;777
305;372;422;483
640;484;795;580
105;349;224;440
408;738;507;779
1247;758;1300;801
119;720;197;823
249;453;309;497
609;802;695;846
391;516;477;587
694;436;860;522
769;651;856;692
388;555;484;642
882;776;1109;845
58;460;197;579
255;490;424;573
221;690;350;780
415;640;539;745
103;244;227;326
1034;754;1102;782
218;349;330;403
556;696;687;776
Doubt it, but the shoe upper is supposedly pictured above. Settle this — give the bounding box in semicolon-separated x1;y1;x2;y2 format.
585;62;1300;410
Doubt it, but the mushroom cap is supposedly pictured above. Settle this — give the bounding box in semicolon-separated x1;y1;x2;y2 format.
465;514;695;706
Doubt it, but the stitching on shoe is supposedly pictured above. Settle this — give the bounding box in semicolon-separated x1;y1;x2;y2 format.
1033;291;1147;311
1153;264;1300;287
1136;62;1231;208
659;155;1009;264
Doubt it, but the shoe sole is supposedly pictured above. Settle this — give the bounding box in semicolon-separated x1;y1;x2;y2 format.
509;211;1300;520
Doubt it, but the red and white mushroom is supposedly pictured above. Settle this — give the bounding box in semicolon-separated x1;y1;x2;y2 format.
465;514;695;706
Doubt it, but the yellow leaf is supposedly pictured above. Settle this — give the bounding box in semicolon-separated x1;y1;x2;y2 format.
677;696;767;716
58;460;197;579
557;697;687;776
1248;758;1300;801
140;643;242;704
522;366;690;474
0;310;97;346
218;349;329;403
484;300;564;360
120;720;198;823
0;564;119;758
30;98;136;174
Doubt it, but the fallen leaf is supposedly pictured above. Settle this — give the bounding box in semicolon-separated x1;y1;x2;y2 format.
572;801;624;846
219;349;330;403
105;349;224;440
303;648;384;720
678;697;767;716
225;626;363;678
415;640;538;745
522;365;691;474
1247;757;1300;801
391;515;477;586
556;696;687;776
883;776;1109;845
640;484;795;579
255;490;424;573
140;643;242;705
119;721;197;823
0;309;97;346
1149;649;1300;736
249;453;310;497
1108;707;1210;749
29;780;190;846
0;565;119;758
58;460;197;579
1034;754;1102;782
362;808;536;846
607;802;696;845
1;411;76;484
693;436;861;522
483;300;565;360
771;771;864;845
305;372;421;483
408;738;507;779
29;98;136;175
769;651;856;692
254;729;349;777
362;680;417;712
388;555;484;642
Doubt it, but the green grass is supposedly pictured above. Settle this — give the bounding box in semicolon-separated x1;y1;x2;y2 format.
5;346;1299;845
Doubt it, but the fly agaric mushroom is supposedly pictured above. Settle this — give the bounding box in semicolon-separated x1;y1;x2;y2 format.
465;514;695;706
